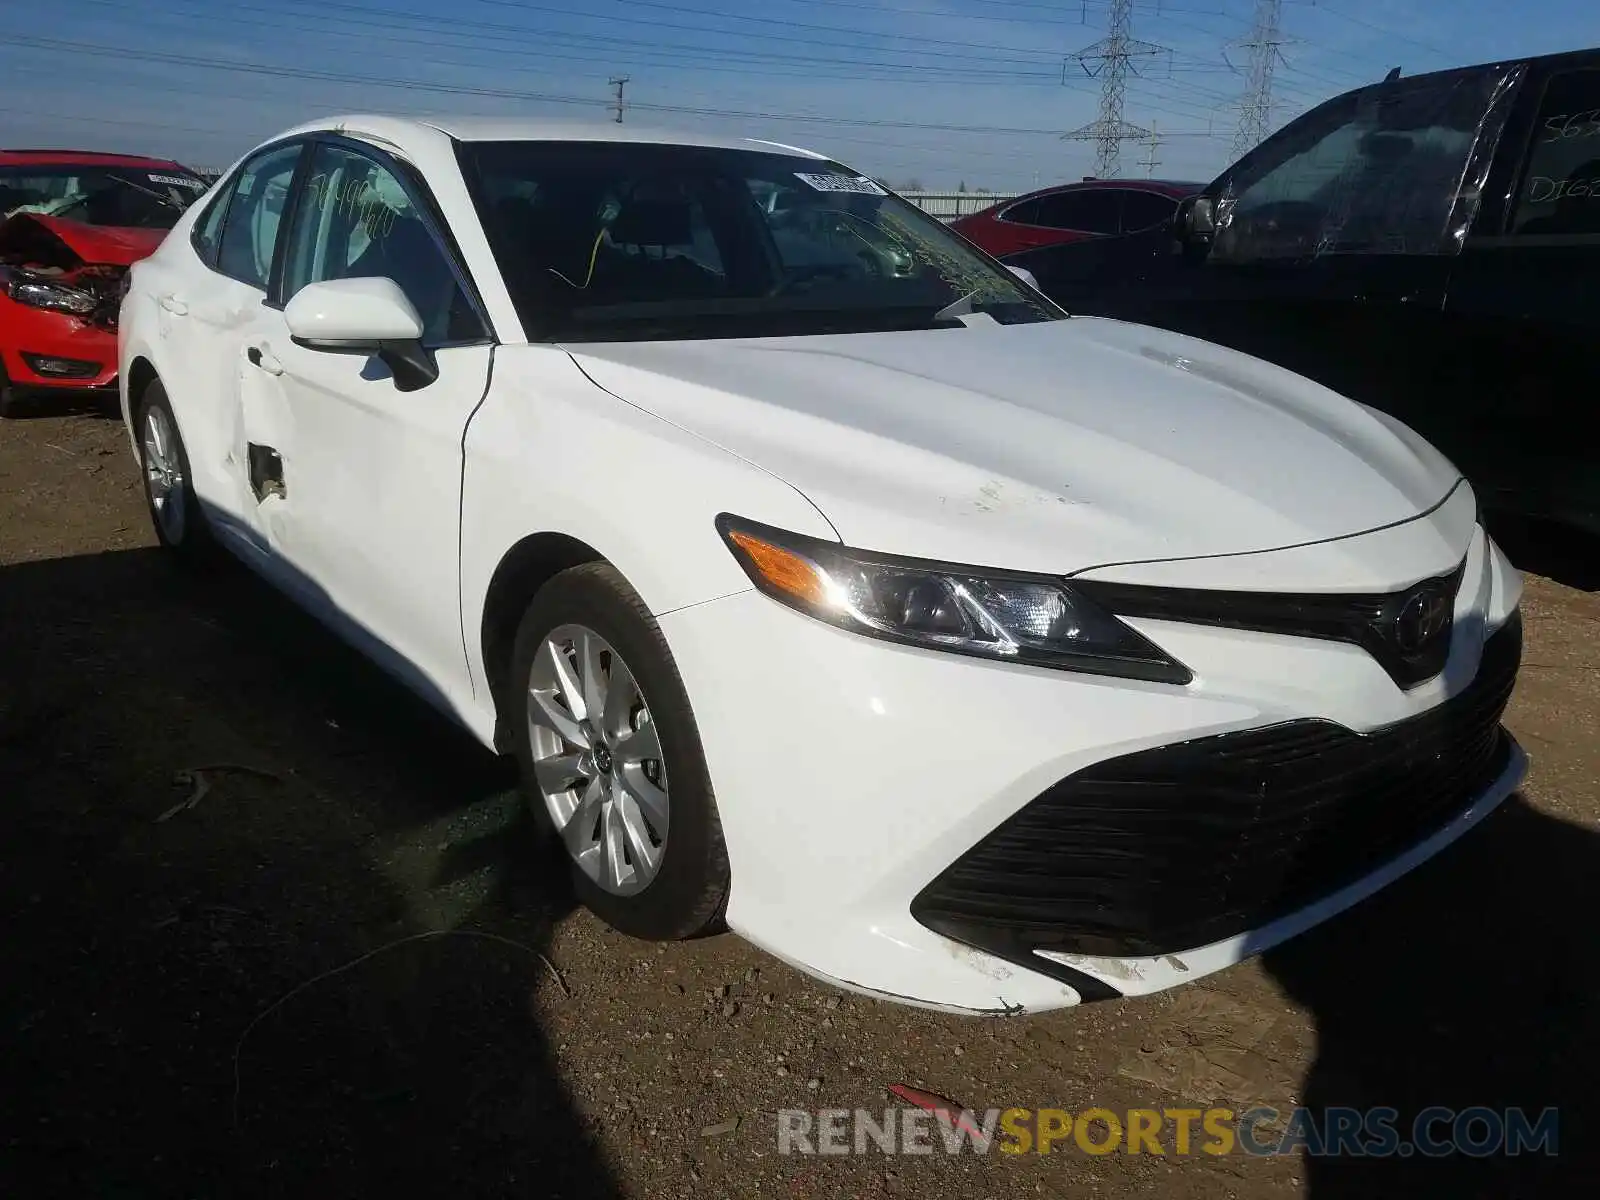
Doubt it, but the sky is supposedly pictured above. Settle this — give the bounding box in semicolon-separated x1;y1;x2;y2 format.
2;0;1595;191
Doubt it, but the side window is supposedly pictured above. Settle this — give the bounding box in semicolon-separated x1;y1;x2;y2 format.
216;143;303;290
1120;190;1180;233
1215;69;1505;260
190;184;231;267
282;143;479;344
1000;197;1042;225
1029;190;1121;234
1509;70;1600;236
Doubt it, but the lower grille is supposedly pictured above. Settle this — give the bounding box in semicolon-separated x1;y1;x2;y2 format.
913;612;1522;960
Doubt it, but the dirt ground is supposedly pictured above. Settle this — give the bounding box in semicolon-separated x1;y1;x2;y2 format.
2;400;1596;1199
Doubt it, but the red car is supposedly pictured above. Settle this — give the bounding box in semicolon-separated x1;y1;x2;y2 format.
0;149;208;416
950;178;1204;258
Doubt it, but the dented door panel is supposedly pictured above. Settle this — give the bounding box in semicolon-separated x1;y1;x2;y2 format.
236;318;493;708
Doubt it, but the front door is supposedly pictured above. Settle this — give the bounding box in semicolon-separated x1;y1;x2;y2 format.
1101;67;1520;427
233;138;495;706
1442;57;1600;531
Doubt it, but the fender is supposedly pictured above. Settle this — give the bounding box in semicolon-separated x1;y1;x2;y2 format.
458;343;839;715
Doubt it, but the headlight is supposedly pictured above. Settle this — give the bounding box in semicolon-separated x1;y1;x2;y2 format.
8;278;98;315
716;515;1192;684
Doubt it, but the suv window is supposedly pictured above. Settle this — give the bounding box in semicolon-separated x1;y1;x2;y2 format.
216;143;303;290
1029;189;1121;234
1120;189;1180;232
1213;68;1504;260
1509;69;1600;237
282;142;481;344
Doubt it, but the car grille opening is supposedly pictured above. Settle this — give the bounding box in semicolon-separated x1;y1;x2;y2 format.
912;612;1522;961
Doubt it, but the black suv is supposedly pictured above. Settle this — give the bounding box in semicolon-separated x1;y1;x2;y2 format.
1007;48;1600;536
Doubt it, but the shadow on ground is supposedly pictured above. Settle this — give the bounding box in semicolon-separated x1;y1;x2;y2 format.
1264;795;1598;1196
0;547;617;1197
1;389;122;421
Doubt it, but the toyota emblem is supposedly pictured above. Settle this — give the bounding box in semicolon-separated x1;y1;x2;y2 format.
1393;588;1452;655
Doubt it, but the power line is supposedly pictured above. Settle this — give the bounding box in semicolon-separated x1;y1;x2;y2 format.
1061;0;1168;177
475;0;1074;59
54;0;1071;77
2;34;1222;139
32;0;1246;144
1307;0;1452;58
47;0;1255;145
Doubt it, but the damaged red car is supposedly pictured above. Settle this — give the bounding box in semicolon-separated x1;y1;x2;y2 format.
0;150;208;416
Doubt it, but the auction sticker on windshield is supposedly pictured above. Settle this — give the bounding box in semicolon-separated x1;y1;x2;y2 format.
795;172;888;195
148;174;204;189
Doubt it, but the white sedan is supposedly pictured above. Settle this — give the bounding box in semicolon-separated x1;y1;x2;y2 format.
118;115;1527;1014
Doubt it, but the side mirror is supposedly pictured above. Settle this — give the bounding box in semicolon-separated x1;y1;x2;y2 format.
1006;264;1040;290
283;276;439;392
1176;195;1217;240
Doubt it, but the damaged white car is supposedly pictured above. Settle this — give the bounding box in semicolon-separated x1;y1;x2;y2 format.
118;116;1526;1014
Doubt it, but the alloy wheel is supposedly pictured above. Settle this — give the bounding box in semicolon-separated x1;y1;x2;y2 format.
526;623;670;896
142;403;187;544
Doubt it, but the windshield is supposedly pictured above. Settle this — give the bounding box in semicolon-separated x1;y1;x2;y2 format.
1208;65;1513;260
0;166;207;230
458;141;1062;341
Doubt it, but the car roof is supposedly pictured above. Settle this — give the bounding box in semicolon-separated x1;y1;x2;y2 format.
276;113;832;159
0;148;192;170
425;115;831;158
1025;178;1205;199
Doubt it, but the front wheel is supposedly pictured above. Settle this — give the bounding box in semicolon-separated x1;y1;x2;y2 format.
137;379;213;560
510;563;729;940
0;359;18;418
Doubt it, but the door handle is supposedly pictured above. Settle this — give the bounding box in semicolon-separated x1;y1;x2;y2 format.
247;345;284;376
158;294;188;316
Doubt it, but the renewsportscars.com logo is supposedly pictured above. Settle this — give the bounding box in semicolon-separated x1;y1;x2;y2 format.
777;1102;1559;1158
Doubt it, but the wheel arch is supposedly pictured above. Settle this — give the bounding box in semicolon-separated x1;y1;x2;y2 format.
126;356;160;416
479;530;608;751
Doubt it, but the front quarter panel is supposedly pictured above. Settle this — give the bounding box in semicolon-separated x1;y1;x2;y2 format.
459;344;839;696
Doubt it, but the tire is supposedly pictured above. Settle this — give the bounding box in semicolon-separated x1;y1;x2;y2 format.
0;359;18;419
136;379;214;560
509;562;729;940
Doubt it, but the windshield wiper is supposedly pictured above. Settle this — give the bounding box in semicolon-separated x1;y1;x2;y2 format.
932;290;977;321
101;174;187;212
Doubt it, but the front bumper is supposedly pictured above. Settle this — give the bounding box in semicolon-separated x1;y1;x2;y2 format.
0;306;119;392
656;521;1526;1014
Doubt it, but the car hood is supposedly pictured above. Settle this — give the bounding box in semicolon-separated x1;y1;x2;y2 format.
565;315;1461;576
9;214;165;265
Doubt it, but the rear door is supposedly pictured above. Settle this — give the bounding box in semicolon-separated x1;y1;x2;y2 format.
152;140;307;543
1442;55;1600;530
